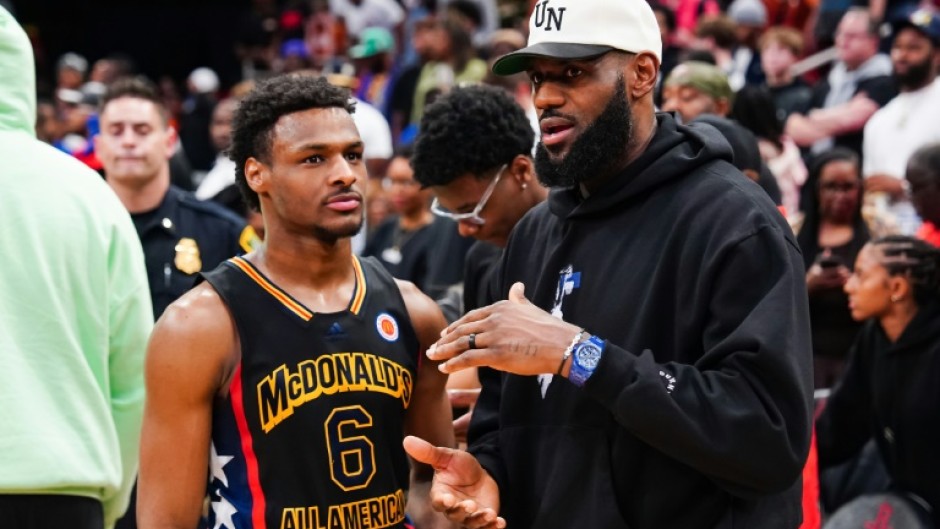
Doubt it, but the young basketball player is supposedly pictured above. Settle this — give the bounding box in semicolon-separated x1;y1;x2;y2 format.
138;74;454;529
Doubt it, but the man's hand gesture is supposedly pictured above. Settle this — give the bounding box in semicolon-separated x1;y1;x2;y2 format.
403;436;506;529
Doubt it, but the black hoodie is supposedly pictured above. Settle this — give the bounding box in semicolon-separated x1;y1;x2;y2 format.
468;113;814;528
817;300;940;526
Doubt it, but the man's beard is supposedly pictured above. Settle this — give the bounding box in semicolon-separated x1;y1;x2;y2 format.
895;56;934;89
534;75;633;188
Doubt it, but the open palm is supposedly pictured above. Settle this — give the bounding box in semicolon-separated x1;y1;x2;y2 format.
403;436;505;529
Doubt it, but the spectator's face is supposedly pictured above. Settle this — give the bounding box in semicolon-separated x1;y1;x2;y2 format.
366;185;391;236
35;102;60;143
906;161;940;225
430;167;518;247
844;244;894;321
95;97;175;185
245;107;366;240
384;156;430;217
428;26;452;60
835;13;877;69
57;67;84;90
760;41;797;78
413;22;440;60
57;99;91;134
210;99;238;152
891;28;938;88
661;84;721;122
308;13;339;63
90;60;118;85
817;159;860;224
159;77;183;122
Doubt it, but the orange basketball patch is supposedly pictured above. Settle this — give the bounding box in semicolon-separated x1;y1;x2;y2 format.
376;313;399;342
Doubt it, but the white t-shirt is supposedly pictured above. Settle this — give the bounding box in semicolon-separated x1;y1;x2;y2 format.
864;78;940;179
863;78;940;234
329;0;404;38
195;155;237;200
351;97;393;162
349;97;390;256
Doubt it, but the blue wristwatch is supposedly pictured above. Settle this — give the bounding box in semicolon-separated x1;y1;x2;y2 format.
569;335;605;387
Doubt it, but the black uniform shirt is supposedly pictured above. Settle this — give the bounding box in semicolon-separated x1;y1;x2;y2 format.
131;185;253;319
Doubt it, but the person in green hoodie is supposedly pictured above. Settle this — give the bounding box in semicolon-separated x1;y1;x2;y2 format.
0;6;153;529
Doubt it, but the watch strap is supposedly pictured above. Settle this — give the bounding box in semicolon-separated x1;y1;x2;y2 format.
569;335;605;387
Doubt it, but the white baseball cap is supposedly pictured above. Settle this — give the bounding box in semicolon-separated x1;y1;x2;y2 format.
493;0;662;75
188;67;220;94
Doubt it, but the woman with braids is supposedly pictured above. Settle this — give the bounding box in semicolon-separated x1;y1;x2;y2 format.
816;236;940;525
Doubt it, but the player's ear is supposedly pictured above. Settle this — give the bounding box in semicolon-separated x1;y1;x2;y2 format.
245;157;268;194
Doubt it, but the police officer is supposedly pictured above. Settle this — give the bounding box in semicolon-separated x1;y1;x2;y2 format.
95;76;256;320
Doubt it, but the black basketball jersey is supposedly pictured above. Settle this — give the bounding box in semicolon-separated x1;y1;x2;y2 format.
202;255;420;529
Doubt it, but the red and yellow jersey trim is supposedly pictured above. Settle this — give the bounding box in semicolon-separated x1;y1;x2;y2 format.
228;257;314;321
349;256;367;315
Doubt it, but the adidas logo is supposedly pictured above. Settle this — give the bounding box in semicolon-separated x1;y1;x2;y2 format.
326;322;346;339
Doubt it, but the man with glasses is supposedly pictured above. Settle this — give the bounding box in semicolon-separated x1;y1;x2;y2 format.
785;8;896;158
363;145;471;299
403;0;813;527
411;83;547;445
411;84;546;313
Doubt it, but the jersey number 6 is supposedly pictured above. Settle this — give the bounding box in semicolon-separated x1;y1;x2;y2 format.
325;405;376;491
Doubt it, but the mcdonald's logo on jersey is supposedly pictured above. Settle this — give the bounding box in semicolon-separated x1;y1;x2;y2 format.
375;313;399;342
256;353;414;433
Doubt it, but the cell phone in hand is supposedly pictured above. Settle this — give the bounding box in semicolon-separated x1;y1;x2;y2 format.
817;254;844;269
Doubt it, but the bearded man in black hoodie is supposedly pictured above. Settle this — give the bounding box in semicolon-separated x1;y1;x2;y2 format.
403;0;814;527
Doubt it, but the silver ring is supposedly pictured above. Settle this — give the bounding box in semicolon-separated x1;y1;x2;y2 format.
468;333;477;349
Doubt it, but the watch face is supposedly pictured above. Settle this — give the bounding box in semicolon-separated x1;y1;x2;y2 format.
575;343;602;369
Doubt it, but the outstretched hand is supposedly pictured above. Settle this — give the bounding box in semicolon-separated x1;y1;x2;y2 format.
427;282;581;376
403;436;505;529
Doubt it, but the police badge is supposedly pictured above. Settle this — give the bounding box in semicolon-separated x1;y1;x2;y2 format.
174;237;202;274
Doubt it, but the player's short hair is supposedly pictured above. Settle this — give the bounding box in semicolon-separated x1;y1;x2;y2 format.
229;74;355;211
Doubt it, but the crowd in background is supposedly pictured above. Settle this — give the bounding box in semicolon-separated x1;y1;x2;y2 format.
7;0;940;526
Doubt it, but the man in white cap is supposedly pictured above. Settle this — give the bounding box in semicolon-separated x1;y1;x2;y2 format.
402;0;813;527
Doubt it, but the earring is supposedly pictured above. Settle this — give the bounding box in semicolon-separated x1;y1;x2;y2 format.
521;183;528;190
891;294;902;302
